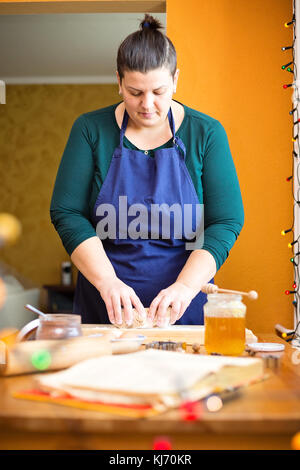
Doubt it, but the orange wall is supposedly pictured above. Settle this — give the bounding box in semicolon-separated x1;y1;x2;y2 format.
167;0;294;333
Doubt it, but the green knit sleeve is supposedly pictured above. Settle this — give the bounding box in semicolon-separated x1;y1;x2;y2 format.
50;115;97;256
201;120;244;270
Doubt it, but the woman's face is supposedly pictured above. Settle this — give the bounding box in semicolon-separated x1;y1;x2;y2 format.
117;67;179;129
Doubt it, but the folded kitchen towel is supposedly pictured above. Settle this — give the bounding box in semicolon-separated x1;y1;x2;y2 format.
35;349;264;410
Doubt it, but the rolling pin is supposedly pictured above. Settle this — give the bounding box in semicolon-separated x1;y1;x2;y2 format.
0;335;142;376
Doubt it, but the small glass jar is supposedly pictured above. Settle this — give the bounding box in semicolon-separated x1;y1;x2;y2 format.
204;294;246;356
35;314;82;340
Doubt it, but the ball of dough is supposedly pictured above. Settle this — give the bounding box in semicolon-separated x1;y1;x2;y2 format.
116;307;172;329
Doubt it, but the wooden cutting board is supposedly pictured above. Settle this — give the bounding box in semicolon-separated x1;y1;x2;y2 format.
82;324;258;344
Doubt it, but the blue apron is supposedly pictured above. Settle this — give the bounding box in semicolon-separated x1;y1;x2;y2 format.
73;106;213;324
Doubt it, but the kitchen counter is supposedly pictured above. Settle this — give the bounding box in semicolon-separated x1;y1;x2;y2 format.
0;331;299;450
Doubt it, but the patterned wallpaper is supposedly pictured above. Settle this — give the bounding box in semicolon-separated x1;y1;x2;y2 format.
0;84;119;290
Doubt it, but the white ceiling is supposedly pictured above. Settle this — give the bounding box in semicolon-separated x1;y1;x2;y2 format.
0;13;166;84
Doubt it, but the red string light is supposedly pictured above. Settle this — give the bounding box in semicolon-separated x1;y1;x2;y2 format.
285;290;296;295
153;437;172;450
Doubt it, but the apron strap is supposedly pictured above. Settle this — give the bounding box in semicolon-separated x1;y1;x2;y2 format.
168;106;176;139
120;108;129;146
169;107;186;158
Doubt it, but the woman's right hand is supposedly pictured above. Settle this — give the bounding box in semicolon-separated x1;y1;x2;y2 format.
96;276;146;326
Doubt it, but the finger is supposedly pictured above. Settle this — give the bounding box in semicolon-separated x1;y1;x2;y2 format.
156;296;172;327
148;295;163;321
105;298;116;324
112;294;122;325
121;295;133;326
130;294;146;320
170;300;181;324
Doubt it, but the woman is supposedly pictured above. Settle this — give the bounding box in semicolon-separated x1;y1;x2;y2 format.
50;14;244;327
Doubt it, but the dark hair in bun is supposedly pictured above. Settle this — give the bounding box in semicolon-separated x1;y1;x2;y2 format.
140;13;162;30
117;14;177;80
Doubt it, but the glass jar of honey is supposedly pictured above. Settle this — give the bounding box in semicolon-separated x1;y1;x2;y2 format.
35;314;82;340
204;294;246;356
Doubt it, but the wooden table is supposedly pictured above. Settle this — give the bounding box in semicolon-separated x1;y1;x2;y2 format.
0;333;299;450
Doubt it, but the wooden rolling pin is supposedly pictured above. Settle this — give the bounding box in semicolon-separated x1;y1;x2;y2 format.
201;283;258;300
0;335;142;376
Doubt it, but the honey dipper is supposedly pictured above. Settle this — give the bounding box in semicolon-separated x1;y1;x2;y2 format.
201;283;258;300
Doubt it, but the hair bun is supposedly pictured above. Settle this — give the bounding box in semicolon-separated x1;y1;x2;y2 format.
140;14;163;31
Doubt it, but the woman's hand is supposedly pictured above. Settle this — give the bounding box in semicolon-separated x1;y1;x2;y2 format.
148;281;198;326
97;276;146;326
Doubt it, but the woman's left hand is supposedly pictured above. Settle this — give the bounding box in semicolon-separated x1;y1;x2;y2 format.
148;281;198;326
